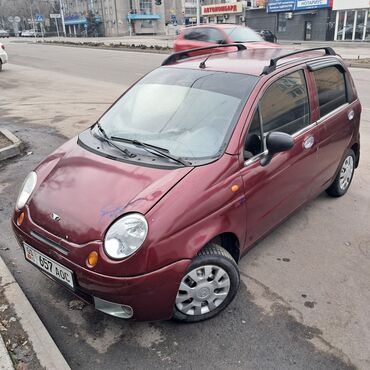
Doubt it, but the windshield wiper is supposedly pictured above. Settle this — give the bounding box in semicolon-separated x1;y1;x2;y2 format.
94;123;135;158
111;136;191;166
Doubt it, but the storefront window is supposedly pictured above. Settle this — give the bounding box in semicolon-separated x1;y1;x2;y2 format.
335;9;370;41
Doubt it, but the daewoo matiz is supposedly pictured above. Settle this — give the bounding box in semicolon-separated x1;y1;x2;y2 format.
13;45;361;322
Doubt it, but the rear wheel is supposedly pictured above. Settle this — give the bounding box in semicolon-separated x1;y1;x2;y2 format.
173;244;239;323
326;149;355;197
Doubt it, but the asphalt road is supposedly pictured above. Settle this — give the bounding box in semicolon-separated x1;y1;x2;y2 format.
1;41;370;370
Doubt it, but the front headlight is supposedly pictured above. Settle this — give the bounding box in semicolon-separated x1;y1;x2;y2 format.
104;213;148;259
16;171;37;210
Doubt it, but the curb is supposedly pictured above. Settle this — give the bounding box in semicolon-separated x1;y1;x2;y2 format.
0;333;13;370
0;129;23;161
345;62;370;69
0;256;71;370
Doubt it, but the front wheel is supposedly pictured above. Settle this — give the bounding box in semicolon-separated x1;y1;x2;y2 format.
173;244;240;323
326;149;355;197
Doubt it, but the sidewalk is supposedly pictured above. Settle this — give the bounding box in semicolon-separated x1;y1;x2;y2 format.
0;255;70;370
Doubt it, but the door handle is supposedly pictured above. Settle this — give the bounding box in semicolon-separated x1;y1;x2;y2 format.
348;110;355;121
303;136;315;149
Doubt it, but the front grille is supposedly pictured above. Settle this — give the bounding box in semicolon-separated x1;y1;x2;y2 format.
30;231;69;256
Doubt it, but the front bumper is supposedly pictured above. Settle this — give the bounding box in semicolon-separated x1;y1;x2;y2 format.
12;219;190;321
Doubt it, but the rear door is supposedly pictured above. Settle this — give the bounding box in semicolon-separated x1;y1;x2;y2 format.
308;64;358;191
240;68;320;246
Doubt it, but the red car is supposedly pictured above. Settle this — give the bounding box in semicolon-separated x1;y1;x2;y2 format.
174;24;277;54
13;45;361;322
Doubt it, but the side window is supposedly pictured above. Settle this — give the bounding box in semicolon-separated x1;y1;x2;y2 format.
244;70;310;161
205;28;226;43
244;108;263;160
183;29;208;41
259;70;310;135
313;66;347;117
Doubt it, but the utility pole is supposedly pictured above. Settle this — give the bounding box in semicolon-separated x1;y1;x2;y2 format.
113;0;119;36
196;0;200;25
59;0;66;36
29;2;37;40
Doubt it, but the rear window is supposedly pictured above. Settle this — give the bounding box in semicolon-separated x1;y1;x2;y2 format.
224;27;263;42
313;66;347;117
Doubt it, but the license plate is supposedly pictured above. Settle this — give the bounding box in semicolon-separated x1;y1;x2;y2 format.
23;243;75;289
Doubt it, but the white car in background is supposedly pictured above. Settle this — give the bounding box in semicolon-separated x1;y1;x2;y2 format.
0;43;8;72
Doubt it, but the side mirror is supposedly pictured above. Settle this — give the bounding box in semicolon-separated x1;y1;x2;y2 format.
260;132;294;167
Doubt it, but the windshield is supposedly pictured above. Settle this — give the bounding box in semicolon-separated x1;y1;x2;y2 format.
224;27;263;42
98;68;257;161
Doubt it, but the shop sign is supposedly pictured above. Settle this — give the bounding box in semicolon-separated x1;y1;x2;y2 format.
267;0;331;12
332;0;370;10
201;3;243;16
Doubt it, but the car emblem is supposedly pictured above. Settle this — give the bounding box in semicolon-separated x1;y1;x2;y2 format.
51;213;61;222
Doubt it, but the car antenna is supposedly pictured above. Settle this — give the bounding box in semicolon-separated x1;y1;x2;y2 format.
199;54;211;69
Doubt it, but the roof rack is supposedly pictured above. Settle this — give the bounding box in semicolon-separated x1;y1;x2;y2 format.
261;47;336;75
162;44;247;66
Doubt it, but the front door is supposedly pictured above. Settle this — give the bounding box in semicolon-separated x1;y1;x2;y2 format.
240;69;320;247
304;21;312;41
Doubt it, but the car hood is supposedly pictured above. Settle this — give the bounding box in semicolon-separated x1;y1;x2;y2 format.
28;138;193;244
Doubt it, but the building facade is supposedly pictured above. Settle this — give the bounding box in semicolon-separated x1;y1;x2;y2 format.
201;2;244;25
332;0;370;41
245;0;335;41
61;0;207;36
62;0;362;40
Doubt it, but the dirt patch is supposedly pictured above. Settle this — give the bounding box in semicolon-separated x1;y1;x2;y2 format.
0;132;12;149
0;287;42;370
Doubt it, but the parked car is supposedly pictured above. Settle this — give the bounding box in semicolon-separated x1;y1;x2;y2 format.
21;29;43;37
255;29;277;43
12;45;361;322
0;43;8;71
8;29;21;37
0;30;10;38
173;24;278;55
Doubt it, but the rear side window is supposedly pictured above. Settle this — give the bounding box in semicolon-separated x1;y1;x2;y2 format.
205;28;226;43
259;70;310;135
313;66;347;117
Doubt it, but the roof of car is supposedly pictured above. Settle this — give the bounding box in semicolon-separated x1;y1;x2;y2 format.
182;24;246;30
164;47;340;77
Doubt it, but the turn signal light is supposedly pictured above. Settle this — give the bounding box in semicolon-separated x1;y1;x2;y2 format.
17;212;25;226
86;251;98;268
231;184;239;193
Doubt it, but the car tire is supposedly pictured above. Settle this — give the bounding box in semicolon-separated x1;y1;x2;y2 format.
326;149;355;197
173;243;239;323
